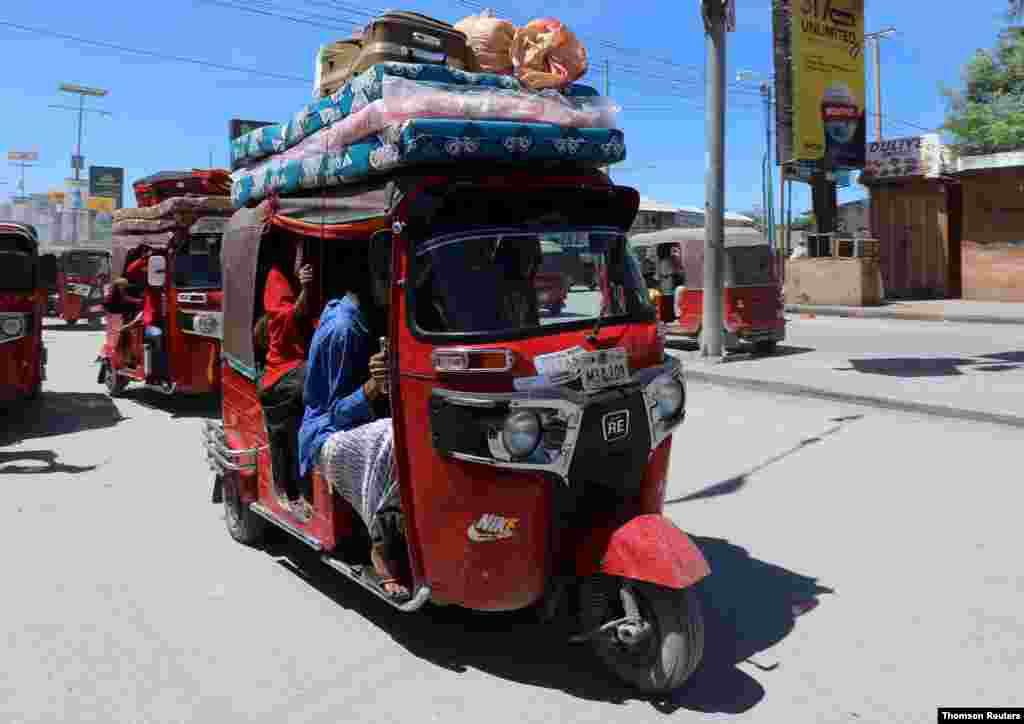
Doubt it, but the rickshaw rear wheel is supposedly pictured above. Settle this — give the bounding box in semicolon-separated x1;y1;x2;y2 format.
582;578;704;694
222;472;268;545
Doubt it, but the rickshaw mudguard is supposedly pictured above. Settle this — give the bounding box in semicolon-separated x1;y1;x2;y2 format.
576;514;710;590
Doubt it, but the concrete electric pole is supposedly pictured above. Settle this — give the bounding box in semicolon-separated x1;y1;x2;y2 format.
864;28;896;142
51;83;110;243
701;0;732;359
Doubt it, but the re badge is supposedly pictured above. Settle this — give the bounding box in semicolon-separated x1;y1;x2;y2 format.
602;410;630;442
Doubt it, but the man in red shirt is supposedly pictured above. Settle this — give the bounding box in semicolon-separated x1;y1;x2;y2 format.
123;251;169;384
256;240;316;515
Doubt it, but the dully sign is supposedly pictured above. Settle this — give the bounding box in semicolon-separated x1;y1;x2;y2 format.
864;134;949;179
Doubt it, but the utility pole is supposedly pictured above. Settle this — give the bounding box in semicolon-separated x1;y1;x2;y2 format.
604;60;611;177
51;83;110;243
864;28;896;142
701;0;732;359
8;161;35;201
738;70;776;253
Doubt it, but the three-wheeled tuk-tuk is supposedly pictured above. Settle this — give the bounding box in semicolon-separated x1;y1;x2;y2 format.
54;246;112;327
631;227;786;353
0;222;46;404
99;216;227;397
204;171;709;694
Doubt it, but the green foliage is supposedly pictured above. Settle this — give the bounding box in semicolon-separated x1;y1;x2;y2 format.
943;28;1024;155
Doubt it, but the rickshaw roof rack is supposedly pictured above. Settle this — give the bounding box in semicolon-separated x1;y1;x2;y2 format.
245;161;618;212
630;226;769;248
0;221;40;245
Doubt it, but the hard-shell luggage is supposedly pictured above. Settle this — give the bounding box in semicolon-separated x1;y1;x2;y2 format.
314;38;364;99
315;11;475;98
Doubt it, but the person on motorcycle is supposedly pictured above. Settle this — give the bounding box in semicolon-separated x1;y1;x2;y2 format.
297;246;406;601
256;240;316;518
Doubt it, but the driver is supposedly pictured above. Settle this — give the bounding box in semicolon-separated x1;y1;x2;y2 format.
297;242;407;601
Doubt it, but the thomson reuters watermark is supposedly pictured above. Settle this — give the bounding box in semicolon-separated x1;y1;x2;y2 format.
938;710;1024;722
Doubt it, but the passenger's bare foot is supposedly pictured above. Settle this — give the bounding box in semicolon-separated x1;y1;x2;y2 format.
371;543;409;600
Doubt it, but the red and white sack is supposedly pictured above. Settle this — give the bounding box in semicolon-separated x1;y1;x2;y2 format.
511;18;588;91
454;10;516;75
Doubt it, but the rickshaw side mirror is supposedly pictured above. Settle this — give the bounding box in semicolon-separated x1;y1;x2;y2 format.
147;255;167;287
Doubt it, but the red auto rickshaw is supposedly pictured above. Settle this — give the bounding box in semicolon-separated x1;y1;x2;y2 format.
55;246;112;327
631;227;786;354
99;216;227;397
0;222;46;403
204;171;709;694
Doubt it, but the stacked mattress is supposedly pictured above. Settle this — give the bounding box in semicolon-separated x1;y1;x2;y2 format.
230;62;627;206
113;195;235;235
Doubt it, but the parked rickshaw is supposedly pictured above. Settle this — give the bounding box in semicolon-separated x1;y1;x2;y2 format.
535;239;571;315
39;247;62;317
631;227;786;354
0;222;46;403
98;216;226;396
55;246;111;327
204;170;708;694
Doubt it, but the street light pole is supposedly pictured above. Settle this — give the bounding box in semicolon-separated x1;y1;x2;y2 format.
864;28;896;142
54;83;109;243
701;0;729;359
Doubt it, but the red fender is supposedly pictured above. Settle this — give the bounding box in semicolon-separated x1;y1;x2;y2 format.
576;514;710;590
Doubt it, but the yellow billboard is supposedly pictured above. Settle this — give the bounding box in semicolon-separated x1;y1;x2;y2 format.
789;0;866;168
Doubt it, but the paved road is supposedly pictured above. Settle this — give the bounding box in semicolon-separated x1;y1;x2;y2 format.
2;323;1021;723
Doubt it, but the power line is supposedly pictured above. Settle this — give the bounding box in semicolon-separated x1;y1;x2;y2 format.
0;19;313;84
196;0;361;31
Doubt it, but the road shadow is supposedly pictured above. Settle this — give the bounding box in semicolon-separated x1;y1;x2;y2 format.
666;340;815;361
0;449;101;475
119;388;221;420
652;536;834;714
0;392;125;446
665;414;863;506
838;355;1024;377
981;351;1024;364
257;531;830;715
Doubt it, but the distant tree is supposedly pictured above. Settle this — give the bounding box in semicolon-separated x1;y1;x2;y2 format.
942;27;1024;155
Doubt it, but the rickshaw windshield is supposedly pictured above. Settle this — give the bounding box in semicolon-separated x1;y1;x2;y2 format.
174;234;223;290
412;227;651;337
0;235;36;291
727;246;775;286
64;251;110;278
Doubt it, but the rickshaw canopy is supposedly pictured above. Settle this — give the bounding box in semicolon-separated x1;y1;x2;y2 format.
220;171;640;375
0;222;40;289
630;227;775;289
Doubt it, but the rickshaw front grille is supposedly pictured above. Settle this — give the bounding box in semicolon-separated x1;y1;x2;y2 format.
567;388;651;494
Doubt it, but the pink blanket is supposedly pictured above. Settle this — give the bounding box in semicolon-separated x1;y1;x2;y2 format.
238;77;620;169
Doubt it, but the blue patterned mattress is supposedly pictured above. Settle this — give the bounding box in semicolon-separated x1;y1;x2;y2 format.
231;119;626;207
230;62;599;170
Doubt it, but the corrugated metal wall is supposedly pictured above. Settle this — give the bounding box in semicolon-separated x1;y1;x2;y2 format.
870;181;951;299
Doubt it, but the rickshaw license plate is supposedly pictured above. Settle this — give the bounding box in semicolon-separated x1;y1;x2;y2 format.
578;348;630;393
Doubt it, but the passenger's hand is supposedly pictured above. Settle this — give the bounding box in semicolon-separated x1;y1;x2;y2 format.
368;350;389;382
298;264;314;287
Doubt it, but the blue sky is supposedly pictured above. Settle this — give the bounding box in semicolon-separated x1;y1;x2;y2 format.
0;1;1015;214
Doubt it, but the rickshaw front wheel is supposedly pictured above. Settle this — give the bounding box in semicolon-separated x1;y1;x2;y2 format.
222;472;268;546
103;363;127;397
582;577;704;694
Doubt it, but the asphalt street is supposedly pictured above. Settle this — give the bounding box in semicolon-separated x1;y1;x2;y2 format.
1;321;1021;723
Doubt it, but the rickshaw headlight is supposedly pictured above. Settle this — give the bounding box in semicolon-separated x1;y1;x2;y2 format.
502;411;542;459
651;374;684;421
1;316;25;337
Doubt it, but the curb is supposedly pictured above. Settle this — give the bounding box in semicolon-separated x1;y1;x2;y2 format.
684;369;1024;430
783;305;1024;327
